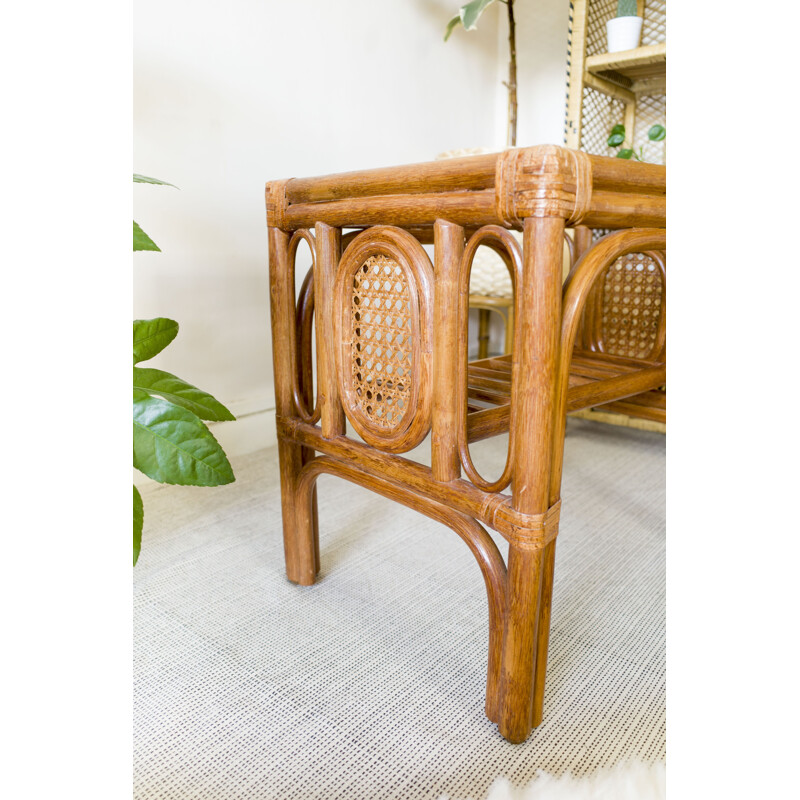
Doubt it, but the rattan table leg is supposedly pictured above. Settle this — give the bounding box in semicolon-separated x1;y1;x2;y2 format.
477;308;491;359
498;545;546;742
497;215;565;743
269;226;320;586
277;439;318;586
532;538;557;726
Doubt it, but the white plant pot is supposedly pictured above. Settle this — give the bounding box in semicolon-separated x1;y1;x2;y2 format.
606;16;643;53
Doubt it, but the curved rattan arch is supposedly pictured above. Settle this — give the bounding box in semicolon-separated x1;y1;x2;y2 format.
593;247;666;361
457;226;523;493
295;455;508;718
287;229;321;424
563;229;576;268
294;265;319;423
579;238;666;363
551;228;667;499
334;226;435;453
640;249;666;361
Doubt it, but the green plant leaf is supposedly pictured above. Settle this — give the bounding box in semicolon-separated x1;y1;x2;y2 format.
607;133;625;147
134;220;160;252
444;14;461;40
610;123;625;136
133;389;235;487
133;174;177;188
648;124;666;141
445;0;496;38
134;366;236;421
461;0;497;30
616;149;635;159
133;484;143;566
133;318;179;364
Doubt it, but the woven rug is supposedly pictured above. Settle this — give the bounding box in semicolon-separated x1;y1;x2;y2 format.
133;418;665;799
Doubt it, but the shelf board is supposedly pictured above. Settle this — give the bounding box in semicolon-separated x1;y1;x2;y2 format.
585;42;666;92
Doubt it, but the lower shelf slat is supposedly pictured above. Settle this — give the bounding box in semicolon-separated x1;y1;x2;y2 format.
465;349;666;439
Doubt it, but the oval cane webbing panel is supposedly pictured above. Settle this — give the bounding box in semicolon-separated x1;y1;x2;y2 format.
335;226;434;453
351;254;414;429
601;253;663;360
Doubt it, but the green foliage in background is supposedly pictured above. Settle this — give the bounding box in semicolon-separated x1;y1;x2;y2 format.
607;123;665;161
444;0;499;41
133;174;176;252
133;175;235;566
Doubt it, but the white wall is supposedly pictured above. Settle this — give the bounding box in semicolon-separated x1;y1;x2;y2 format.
507;0;571;147
133;0;569;469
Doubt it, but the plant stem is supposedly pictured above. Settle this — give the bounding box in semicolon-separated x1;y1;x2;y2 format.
506;0;517;147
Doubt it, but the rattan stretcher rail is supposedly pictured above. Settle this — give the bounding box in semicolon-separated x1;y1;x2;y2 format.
266;144;665;743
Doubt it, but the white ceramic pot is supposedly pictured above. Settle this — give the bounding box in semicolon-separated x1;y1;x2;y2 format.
606;16;643;53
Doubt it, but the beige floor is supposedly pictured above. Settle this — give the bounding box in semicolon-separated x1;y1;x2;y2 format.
134;418;665;800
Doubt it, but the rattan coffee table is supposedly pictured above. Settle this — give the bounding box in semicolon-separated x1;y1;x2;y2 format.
266;145;665;743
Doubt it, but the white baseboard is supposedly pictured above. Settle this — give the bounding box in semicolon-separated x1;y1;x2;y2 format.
208;406;277;459
134;406;277;490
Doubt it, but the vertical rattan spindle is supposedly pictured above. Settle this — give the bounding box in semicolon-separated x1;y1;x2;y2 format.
314;222;346;439
572;225;595;350
431;220;464;483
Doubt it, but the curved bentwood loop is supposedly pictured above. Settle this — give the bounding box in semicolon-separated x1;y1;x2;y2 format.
552;228;667;492
334;226;435;453
288;229;321;424
643;249;667;361
296;455;508;720
457;226;523;493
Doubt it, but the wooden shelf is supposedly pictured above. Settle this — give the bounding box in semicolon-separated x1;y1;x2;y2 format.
465;351;666;442
585;42;666;93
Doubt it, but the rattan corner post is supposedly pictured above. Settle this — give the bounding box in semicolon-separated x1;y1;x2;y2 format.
266;145;666;743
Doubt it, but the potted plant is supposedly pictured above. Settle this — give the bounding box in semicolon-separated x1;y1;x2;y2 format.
133;174;236;566
606;0;643;54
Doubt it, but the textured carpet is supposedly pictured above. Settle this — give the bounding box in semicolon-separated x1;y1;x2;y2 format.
133;418;665;799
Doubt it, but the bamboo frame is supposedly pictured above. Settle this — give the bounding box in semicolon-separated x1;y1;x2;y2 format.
266;144;666;743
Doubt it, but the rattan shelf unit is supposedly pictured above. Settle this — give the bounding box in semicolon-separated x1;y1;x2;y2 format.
565;0;666;432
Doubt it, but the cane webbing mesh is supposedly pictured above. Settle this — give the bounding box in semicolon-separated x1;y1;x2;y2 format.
585;0;617;58
579;87;626;156
601;253;663;359
632;93;666;165
642;0;666;46
351;255;413;429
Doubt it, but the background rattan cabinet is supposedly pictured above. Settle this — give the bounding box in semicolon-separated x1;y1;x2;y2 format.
565;0;666;431
566;0;665;161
